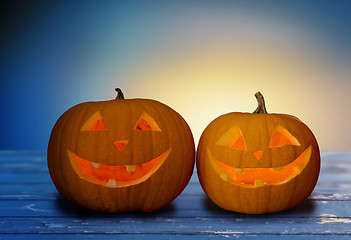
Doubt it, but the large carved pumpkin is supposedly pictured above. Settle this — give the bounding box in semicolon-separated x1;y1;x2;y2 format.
197;92;320;214
47;89;195;212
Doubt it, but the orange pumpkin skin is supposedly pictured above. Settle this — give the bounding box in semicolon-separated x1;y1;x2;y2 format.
47;89;195;212
196;93;320;214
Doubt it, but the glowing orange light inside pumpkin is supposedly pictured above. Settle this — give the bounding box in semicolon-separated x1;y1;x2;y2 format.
216;125;247;150
208;146;311;187
67;148;171;187
134;112;161;131
136;119;152;131
252;150;264;160
268;125;301;148
80;111;107;131
232;134;246;150
71;110;170;188
114;140;128;152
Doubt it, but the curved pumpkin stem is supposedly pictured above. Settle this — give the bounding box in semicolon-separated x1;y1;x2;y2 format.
115;88;125;99
253;92;268;114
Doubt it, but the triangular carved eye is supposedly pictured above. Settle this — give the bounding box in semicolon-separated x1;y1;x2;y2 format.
216;125;247;151
80;111;108;131
268;125;300;148
133;112;161;131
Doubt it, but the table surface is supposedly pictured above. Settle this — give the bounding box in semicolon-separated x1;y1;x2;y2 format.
1;151;351;239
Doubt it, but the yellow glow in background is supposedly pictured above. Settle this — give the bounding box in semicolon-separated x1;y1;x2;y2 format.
115;9;350;150
2;2;350;150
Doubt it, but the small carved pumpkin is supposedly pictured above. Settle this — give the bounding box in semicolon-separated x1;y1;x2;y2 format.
197;92;320;214
47;89;195;212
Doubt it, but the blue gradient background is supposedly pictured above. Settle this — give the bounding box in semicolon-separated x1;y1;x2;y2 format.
1;1;351;150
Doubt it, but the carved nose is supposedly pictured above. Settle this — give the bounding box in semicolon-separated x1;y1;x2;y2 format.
252;150;264;160
113;140;129;152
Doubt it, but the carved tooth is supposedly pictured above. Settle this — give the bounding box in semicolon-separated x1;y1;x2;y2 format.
126;165;136;172
254;179;265;187
106;179;117;188
219;173;228;181
235;168;243;174
91;162;100;168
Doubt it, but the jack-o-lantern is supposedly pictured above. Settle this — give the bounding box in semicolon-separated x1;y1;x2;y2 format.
47;88;195;212
196;92;320;214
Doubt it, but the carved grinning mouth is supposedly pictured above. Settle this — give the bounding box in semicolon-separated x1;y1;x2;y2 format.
67;148;171;188
208;146;312;188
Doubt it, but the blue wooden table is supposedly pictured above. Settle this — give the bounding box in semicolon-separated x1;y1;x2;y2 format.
1;151;351;239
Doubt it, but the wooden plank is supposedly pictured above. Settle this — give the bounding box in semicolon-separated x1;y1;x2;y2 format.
0;183;205;198
2;234;351;240
0;196;351;218
1;180;351;199
1;216;351;235
321;151;351;162
0;187;350;200
0;173;51;184
0;151;45;158
1;151;351;238
2;184;351;203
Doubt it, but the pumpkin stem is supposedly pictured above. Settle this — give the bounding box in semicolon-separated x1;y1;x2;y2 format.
115;88;125;99
253;92;268;114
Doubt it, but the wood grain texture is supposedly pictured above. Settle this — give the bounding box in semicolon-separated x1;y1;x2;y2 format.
1;151;351;239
